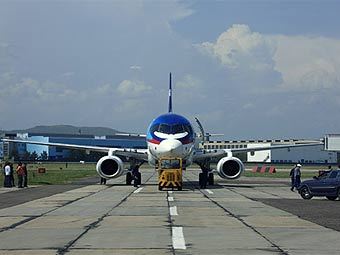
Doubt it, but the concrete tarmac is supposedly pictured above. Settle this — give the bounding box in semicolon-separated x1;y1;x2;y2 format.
0;168;340;255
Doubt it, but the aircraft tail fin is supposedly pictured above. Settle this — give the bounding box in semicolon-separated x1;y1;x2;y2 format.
168;72;173;113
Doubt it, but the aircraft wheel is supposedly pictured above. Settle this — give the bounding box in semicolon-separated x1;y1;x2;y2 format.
326;196;337;201
208;173;214;185
158;184;163;191
126;172;132;185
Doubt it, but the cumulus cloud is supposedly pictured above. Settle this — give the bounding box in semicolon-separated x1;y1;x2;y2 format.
0;77;79;101
117;79;152;97
176;74;202;89
197;24;276;72
197;24;340;93
272;35;340;92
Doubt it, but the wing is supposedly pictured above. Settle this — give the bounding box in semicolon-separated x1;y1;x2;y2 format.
1;138;148;161
193;141;324;162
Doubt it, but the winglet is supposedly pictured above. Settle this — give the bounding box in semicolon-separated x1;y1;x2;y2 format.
168;72;173;113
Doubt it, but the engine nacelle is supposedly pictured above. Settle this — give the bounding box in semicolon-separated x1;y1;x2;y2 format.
96;156;124;179
216;156;244;179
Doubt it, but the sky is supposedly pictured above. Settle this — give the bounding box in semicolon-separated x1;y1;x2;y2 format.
1;0;340;140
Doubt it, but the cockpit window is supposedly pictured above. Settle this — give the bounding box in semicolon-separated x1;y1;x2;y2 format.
172;124;184;133
159;124;171;134
151;122;193;135
184;124;193;134
150;124;160;133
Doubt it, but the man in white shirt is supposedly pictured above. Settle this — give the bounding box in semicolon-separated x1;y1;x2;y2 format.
3;162;12;188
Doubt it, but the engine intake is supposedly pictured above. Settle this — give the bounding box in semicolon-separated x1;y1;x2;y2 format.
96;156;124;179
216;156;244;179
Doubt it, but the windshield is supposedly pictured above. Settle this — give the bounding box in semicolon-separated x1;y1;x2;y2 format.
151;123;192;135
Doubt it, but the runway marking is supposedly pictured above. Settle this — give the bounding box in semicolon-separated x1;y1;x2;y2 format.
133;187;143;193
170;206;178;216
172;226;186;250
205;189;213;194
168;196;174;202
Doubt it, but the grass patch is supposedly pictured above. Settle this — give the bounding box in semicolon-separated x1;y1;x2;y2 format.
1;162;97;185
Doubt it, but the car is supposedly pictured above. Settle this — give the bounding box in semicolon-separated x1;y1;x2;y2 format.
298;170;340;200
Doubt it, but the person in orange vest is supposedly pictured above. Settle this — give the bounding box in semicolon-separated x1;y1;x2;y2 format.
16;162;25;188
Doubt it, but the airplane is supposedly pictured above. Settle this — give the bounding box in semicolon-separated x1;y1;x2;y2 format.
2;73;323;187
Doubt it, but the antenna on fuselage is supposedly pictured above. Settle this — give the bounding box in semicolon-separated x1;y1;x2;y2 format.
168;72;173;113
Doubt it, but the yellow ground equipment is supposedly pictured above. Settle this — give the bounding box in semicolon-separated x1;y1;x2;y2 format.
158;158;183;191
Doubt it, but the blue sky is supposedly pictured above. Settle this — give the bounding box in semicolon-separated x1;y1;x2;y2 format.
1;0;340;139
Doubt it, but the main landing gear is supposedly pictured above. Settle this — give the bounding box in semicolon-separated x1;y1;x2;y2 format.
198;161;214;189
126;171;142;186
126;161;143;186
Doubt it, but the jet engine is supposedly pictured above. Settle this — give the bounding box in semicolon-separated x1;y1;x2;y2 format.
216;156;244;179
96;156;125;179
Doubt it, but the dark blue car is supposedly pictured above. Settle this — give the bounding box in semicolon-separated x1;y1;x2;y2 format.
298;170;340;200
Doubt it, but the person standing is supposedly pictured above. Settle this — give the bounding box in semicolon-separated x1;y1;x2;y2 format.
290;164;302;191
22;163;28;187
293;164;302;190
9;163;15;187
16;162;25;188
200;170;208;189
100;177;107;185
289;165;295;191
3;162;12;188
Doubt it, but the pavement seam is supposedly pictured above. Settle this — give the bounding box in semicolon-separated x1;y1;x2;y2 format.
57;172;156;255
184;173;289;255
0;186;111;233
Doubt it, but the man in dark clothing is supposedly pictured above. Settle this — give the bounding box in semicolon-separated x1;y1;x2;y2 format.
9;163;15;187
100;177;107;185
132;165;140;187
200;170;208;189
289;166;295;191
